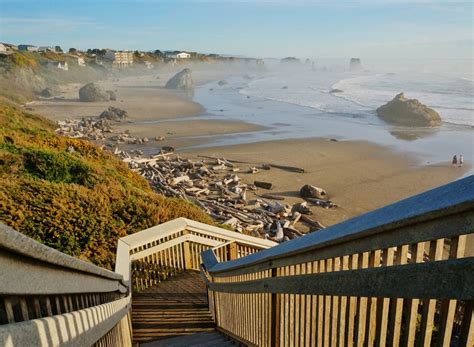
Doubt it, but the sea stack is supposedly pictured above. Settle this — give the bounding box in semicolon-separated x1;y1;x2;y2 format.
349;58;363;71
376;93;442;127
165;68;194;90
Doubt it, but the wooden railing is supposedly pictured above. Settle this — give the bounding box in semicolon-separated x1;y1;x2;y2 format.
114;218;276;293
0;216;275;346
202;176;474;347
0;223;132;346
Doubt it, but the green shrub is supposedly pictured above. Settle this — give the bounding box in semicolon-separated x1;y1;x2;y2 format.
0;103;213;269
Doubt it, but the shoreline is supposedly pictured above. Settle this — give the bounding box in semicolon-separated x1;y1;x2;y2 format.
27;71;470;236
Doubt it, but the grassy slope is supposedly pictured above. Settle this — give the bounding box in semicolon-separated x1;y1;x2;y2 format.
0;103;213;269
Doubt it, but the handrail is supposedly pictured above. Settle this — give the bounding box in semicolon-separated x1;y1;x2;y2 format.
201;176;474;347
115;217;276;293
203;175;474;276
0;223;132;346
0;223;124;285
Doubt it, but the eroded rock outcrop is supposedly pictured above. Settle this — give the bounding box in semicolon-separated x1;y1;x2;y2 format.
376;93;442;127
99;106;128;121
165;68;194;90
79;83;110;102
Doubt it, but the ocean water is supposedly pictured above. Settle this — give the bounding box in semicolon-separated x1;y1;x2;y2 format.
240;69;474;127
191;64;473;173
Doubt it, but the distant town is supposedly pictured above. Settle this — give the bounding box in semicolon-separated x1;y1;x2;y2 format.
0;42;264;71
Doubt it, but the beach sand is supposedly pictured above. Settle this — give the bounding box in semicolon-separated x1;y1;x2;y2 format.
28;71;471;253
185;138;469;231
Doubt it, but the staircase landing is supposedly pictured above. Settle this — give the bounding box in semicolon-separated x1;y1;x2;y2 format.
132;271;216;344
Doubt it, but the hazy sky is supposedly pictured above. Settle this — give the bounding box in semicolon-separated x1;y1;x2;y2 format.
0;0;472;60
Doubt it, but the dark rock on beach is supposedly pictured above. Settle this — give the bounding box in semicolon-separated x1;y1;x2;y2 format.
165;68;194;90
79;83;110;102
376;93;442;127
99;106;128;121
39;88;53;98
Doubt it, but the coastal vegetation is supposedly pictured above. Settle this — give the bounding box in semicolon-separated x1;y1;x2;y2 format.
0;102;213;269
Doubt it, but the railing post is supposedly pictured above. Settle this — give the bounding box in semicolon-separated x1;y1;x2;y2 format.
270;267;280;347
229;242;238;260
182;231;193;270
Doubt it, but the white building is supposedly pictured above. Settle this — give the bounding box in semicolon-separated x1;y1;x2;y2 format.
0;44;7;55
77;56;86;66
166;52;191;59
38;46;54;52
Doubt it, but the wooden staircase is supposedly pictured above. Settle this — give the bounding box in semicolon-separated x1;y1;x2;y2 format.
131;271;216;344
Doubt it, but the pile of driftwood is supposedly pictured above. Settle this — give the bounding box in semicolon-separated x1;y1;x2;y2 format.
56;118;112;140
116;149;336;242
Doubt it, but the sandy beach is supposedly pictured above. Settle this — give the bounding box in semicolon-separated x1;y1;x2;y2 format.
185;138;469;228
27;69;471;252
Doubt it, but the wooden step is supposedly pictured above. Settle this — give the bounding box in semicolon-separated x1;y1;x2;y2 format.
141;331;235;347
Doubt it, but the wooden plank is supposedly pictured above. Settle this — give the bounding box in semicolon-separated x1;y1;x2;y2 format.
367;250;381;346
317;260;325;347
404;242;424;346
19;297;29;321
331;257;340;346
324;259;332;347
271;268;280;347
388;245;408;346
375;247;394;346
4;297;15;323
459;300;474;347
356;252;369;347
347;254;359;347
437;235;466;347
338;256;349;347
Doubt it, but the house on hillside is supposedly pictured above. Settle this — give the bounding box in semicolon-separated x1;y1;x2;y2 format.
18;44;38;52
104;50;134;67
38;46;55;52
0;44;8;55
166;52;191;59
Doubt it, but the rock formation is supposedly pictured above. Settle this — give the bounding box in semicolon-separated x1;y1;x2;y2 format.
79;83;110;102
349;58;362;71
376;93;442;127
165;69;194;90
329;89;343;94
39;88;53;98
99;106;128;121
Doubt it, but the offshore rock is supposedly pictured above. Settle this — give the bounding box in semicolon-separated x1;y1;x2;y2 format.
349;58;363;71
79;83;110;102
165;68;194;90
376;93;442;127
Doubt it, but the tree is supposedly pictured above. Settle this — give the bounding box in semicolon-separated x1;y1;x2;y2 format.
55;46;63;53
68;48;77;54
153;50;164;58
